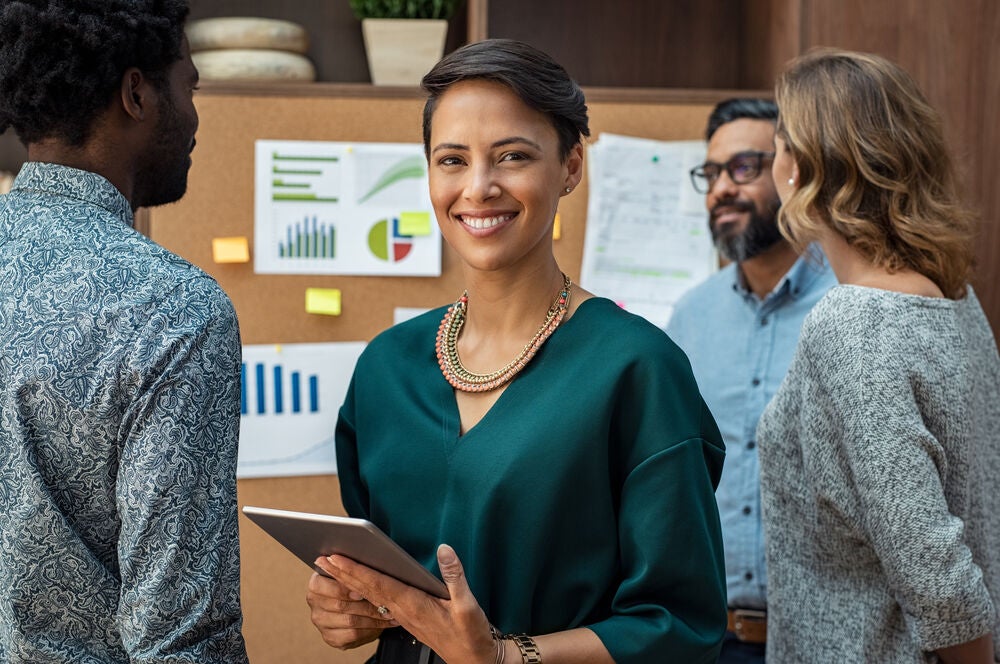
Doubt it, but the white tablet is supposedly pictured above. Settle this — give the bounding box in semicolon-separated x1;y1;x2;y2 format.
242;506;449;599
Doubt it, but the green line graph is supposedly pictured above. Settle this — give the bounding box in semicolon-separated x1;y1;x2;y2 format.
358;155;426;204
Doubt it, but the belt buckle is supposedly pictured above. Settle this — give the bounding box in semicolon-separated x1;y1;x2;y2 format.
731;608;767;644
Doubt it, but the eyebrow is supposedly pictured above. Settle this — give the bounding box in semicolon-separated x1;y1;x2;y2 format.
431;136;543;155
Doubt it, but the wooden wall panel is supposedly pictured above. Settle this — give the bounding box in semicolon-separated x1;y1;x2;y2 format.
738;0;801;90
487;0;742;88
974;3;1000;327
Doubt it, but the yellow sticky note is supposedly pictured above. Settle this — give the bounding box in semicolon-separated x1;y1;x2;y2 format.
552;213;562;240
305;288;341;316
212;236;250;263
398;211;432;236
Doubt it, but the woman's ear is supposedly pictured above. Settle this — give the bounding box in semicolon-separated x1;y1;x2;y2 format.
563;142;585;192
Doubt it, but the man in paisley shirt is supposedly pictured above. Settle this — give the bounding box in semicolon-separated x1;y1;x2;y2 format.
0;1;248;662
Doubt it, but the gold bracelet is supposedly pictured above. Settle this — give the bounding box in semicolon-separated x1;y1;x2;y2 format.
490;625;506;664
508;633;542;663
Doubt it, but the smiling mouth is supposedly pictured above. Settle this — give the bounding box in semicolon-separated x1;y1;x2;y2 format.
713;210;745;223
712;203;753;222
458;213;515;230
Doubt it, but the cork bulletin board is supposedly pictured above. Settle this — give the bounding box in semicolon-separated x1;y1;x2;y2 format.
147;84;741;663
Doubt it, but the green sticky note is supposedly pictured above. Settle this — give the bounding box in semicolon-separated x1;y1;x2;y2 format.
305;288;341;316
398;211;432;236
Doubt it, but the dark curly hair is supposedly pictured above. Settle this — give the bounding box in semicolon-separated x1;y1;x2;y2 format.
0;0;190;146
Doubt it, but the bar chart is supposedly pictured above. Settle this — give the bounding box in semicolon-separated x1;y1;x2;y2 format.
270;151;340;203
241;362;320;416
237;342;366;478
278;214;336;259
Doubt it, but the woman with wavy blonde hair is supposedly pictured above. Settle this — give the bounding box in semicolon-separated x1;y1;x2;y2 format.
758;48;1000;663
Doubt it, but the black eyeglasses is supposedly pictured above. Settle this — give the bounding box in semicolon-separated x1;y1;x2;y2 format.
689;151;775;194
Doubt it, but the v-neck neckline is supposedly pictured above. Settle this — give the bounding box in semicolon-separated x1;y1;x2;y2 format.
441;296;604;442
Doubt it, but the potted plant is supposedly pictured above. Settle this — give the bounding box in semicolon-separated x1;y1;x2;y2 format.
350;0;463;86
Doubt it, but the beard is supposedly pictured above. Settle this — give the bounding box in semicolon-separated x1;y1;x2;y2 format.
134;91;196;208
710;196;783;263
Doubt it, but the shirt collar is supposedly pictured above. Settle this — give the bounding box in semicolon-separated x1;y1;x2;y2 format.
732;243;830;302
12;162;134;228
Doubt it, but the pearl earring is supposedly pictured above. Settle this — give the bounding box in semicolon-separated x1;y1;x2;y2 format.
564;187;572;193
787;178;795;186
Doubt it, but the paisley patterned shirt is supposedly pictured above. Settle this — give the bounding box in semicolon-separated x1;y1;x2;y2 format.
0;163;248;663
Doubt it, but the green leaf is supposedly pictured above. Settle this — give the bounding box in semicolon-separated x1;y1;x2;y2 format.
349;0;461;20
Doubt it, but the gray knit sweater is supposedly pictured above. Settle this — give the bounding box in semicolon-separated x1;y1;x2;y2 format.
758;285;1000;663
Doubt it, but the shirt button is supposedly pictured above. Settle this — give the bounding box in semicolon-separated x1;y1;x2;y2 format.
742;506;752;515
752;378;761;387
760;317;769;326
745;572;754;581
746;441;756;450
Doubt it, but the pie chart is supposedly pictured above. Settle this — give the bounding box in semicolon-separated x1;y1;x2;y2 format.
367;217;413;262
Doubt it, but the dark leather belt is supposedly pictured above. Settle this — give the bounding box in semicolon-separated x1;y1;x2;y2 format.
727;608;767;644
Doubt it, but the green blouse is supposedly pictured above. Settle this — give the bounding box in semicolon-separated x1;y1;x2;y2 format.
336;297;727;663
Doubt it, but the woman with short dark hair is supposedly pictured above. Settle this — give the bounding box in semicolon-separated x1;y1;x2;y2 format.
306;39;728;664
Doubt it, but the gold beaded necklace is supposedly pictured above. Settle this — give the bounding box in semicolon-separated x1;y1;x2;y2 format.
435;273;572;393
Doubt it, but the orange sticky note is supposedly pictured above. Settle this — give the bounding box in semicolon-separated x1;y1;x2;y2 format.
305;288;341;316
399;211;432;236
212;236;250;263
552;213;562;240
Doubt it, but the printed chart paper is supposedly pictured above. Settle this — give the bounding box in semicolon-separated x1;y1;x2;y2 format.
255;140;440;276
238;342;365;478
581;133;717;328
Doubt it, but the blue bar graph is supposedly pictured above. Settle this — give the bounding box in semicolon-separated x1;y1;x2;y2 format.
255;363;266;414
240;363;248;415
273;365;283;413
240;362;319;416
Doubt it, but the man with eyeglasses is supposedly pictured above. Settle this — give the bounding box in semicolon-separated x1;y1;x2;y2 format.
665;98;837;664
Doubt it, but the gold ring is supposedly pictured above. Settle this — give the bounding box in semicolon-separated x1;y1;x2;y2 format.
377;605;390;617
